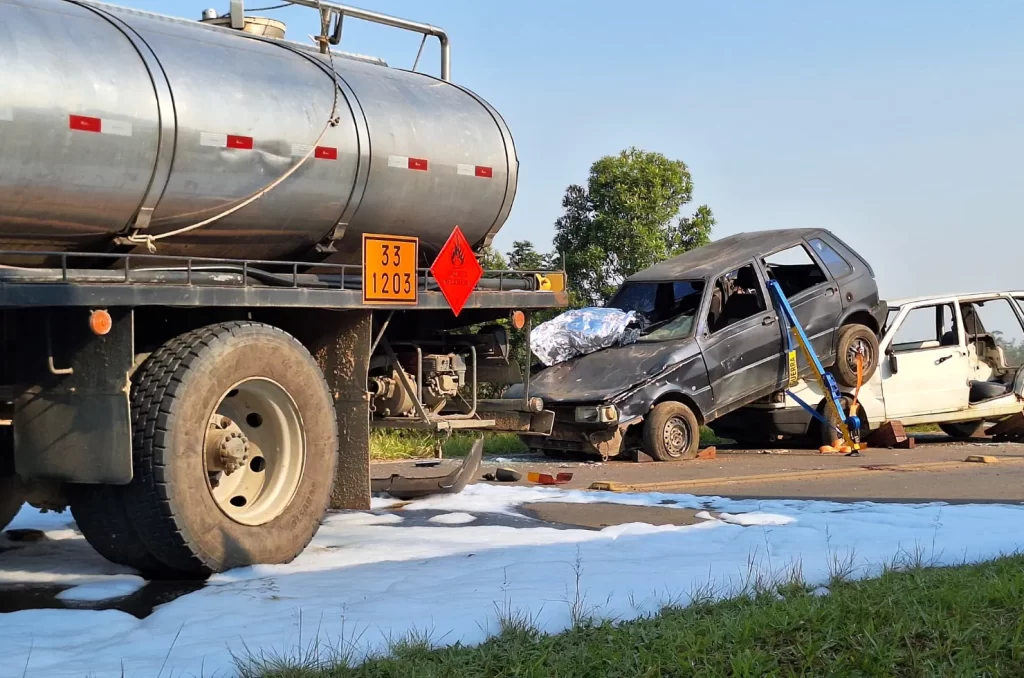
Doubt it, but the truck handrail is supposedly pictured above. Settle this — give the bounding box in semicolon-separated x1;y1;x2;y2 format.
281;0;451;80
0;250;560;293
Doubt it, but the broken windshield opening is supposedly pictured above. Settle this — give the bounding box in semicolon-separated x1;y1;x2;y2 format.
608;280;706;342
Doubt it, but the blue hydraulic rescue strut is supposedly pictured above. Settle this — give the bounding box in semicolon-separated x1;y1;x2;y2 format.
765;279;863;453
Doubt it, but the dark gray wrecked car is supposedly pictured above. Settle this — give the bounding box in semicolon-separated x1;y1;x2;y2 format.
522;228;887;461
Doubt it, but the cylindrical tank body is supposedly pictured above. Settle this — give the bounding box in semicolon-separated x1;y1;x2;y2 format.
0;0;517;264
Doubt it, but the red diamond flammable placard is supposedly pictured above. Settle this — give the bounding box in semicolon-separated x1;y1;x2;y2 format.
430;226;482;316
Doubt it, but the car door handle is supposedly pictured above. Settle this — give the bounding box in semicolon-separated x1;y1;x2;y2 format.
762;316;775;326
825;287;837;296
936;354;953;364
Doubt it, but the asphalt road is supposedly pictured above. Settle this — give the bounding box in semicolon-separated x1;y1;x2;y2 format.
474;435;1024;505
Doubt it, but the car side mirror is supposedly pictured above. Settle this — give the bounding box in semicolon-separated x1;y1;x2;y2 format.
887;348;898;374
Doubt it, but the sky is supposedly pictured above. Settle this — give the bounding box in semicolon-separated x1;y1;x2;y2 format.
124;0;1024;298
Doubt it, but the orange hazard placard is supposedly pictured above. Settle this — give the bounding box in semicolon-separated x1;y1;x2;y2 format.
362;233;418;305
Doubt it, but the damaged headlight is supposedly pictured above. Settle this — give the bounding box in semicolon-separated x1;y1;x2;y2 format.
575;404;619;424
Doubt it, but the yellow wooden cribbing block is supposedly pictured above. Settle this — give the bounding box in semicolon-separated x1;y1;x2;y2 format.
589;481;628;492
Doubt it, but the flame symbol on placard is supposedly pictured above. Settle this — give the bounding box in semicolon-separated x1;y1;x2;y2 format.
451;242;465;266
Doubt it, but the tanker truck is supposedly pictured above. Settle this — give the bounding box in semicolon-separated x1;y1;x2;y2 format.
0;0;566;577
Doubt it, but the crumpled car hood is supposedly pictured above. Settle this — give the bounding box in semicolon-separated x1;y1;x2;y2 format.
529;339;701;404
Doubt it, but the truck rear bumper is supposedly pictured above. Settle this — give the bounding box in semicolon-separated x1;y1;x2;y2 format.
476;407;555;436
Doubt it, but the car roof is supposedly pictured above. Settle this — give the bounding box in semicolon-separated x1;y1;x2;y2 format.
625;228;827;282
887;291;1024;308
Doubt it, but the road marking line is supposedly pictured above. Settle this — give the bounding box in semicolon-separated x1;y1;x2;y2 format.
589;457;1024;493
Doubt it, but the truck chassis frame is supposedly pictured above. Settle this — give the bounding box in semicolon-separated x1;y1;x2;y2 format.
1;250;565;520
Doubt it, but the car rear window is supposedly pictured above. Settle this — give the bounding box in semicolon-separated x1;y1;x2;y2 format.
824;233;874;277
809;238;853;278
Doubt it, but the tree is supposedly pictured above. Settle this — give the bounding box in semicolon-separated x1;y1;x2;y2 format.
471;241;562;380
508;240;552;272
553;147;715;307
477;245;508;271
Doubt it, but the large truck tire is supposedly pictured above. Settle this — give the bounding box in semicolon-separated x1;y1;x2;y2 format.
69;485;168;574
833;324;879;388
0;428;22;533
124;322;339;576
0;480;21;533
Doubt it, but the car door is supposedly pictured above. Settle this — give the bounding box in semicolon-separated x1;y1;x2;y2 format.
697;262;785;414
880;301;970;419
759;241;843;364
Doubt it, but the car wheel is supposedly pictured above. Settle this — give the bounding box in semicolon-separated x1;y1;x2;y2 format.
812;396;867;448
938;420;986;440
643;402;700;462
834;324;879;388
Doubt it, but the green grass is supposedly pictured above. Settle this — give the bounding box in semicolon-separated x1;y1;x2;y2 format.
244;554;1024;677
372;427;723;460
370;430;527;460
700;426;726;446
907;423;943;434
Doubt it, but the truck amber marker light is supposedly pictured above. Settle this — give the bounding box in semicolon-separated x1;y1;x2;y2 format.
88;309;113;336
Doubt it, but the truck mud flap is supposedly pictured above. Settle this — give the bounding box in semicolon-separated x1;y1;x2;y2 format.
370;439;483;500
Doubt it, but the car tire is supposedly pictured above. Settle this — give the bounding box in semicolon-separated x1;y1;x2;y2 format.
813;396;867;448
0;428;23;533
123;322;339;576
834;324;879;388
938;420;986;440
643;402;700;462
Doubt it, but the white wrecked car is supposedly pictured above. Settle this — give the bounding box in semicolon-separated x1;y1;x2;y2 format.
715;291;1024;445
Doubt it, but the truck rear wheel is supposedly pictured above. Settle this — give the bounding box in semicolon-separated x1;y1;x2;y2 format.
69;485;168;574
0;478;21;534
0;428;22;532
125;322;338;576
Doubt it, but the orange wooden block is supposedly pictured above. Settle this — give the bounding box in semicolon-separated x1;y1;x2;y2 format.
527;471;573;485
696;446;717;460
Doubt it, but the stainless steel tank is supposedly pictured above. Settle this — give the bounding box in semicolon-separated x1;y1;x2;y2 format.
0;0;517;264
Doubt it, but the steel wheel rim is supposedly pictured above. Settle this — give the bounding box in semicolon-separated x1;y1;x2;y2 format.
663;416;690;457
847;337;872;373
204;378;306;526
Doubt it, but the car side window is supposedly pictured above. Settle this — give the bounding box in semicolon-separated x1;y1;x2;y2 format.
762;245;828;298
891;304;954;352
940;305;958;346
808;238;852;278
707;264;767;334
965;299;1024;367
